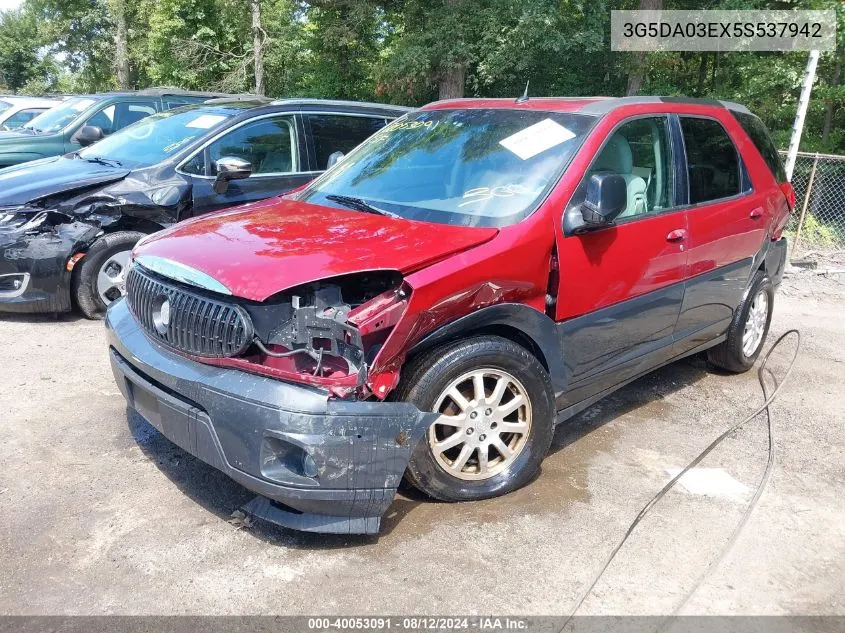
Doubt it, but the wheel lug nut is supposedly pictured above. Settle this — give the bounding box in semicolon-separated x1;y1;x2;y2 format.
470;412;477;419
479;434;487;441
485;408;492;416
466;427;474;435
490;422;497;429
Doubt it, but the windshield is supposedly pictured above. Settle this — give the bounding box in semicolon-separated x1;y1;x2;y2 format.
300;108;594;227
78;107;233;169
24;97;98;133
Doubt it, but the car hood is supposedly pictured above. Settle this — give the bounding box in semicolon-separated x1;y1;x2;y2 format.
135;197;499;301
0;155;130;206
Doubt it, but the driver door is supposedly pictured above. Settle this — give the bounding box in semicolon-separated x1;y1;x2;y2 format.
183;113;311;217
555;115;688;407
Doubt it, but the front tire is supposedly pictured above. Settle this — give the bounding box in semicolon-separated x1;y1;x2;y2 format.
72;231;146;320
397;335;555;502
707;270;774;373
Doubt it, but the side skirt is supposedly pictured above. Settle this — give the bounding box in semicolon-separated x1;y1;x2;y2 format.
553;334;726;426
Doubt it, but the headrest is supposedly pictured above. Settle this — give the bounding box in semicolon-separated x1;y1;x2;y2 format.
593;135;633;174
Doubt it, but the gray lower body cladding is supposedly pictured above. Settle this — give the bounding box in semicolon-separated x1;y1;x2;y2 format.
105;298;436;535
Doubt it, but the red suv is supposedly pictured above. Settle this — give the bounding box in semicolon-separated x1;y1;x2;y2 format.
106;96;793;534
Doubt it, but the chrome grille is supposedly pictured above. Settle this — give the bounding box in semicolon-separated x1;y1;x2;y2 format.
126;264;253;358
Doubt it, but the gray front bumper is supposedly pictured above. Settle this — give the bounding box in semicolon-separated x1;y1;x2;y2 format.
105;298;435;535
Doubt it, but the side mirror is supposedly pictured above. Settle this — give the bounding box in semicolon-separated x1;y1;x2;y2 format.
74;125;104;147
213;156;253;194
580;173;627;226
326;151;344;169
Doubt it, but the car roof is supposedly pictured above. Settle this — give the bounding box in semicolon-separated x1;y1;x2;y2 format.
67;88;231;100
0;96;59;106
421;96;750;115
190;97;412;117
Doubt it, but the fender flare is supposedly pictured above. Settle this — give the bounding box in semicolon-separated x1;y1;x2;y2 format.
407;303;567;396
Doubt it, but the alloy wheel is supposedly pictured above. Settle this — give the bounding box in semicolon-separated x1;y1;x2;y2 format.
428;368;532;481
96;250;132;305
742;289;769;358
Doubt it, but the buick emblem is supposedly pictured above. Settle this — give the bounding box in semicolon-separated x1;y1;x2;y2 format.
153;296;171;335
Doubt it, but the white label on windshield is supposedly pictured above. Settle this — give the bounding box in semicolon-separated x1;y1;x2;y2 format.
71;99;96;112
186;114;227;129
499;118;577;160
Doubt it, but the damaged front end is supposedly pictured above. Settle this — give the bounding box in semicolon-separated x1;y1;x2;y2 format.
0;173;191;313
126;259;410;399
0;207;100;312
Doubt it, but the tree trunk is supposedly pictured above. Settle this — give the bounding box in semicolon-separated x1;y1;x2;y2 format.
252;0;265;96
439;62;466;100
695;53;708;97
114;0;130;89
625;0;662;96
438;0;465;99
822;43;843;145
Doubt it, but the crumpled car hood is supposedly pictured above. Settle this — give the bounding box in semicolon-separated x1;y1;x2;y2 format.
135;197;499;301
0;155;129;206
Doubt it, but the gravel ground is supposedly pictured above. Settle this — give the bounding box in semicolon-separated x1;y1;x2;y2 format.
0;274;843;616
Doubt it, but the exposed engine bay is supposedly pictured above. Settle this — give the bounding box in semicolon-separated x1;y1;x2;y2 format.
231;271;407;392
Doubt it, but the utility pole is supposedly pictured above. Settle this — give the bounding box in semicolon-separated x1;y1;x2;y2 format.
784;50;820;181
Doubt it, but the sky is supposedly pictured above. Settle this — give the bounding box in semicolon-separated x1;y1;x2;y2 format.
0;0;23;11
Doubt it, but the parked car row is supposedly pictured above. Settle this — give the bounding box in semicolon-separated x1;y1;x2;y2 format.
0;91;409;316
1;92;795;536
0;95;59;132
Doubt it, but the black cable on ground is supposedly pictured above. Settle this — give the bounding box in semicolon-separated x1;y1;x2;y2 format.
560;329;801;631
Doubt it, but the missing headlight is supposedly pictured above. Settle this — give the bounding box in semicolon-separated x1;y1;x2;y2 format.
244;271;404;382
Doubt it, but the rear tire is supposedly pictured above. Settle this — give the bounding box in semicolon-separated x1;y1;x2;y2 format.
707;270;774;373
396;335;555;502
73;231;146;320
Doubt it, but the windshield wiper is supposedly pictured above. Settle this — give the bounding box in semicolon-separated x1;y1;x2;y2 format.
83;155;123;167
325;194;401;219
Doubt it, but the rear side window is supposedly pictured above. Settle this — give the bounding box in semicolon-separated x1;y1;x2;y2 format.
732;111;787;183
306;114;390;170
3;108;45;129
680;117;741;204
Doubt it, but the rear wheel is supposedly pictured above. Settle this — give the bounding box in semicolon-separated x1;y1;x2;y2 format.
398;336;554;501
73;231;146;320
707;270;774;373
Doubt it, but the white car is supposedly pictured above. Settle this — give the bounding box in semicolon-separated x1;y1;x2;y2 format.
0;96;59;131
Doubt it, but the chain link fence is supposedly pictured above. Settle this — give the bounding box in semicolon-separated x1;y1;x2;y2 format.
781;150;845;258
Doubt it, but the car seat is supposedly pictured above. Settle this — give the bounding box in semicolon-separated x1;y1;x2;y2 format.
592;135;648;218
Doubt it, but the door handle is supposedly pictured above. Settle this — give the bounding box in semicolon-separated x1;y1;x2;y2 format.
750;207;764;219
666;229;687;242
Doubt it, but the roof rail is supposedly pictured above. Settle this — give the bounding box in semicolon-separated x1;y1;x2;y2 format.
203;94;273;104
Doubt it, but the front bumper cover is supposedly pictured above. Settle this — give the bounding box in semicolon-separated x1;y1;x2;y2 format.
106;298;436;535
0;227;73;313
0;212;99;313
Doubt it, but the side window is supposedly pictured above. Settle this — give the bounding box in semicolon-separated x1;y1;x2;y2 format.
680;117;741;204
307;114;390;169
3;108;44;129
181;152;206;176
86;105;116;135
207;115;297;175
732;111;787;183
113;102;157;132
575;116;674;220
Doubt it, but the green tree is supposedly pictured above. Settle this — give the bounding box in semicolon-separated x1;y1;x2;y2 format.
0;8;42;91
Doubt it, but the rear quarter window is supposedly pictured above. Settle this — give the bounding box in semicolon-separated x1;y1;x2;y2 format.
732;110;787;183
680;116;742;204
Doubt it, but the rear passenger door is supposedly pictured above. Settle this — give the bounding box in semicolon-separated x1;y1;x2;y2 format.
303;113;392;171
556;115;688;406
673;115;764;354
181;113;311;216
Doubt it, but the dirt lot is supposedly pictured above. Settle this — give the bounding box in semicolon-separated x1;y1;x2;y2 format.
1;272;844;616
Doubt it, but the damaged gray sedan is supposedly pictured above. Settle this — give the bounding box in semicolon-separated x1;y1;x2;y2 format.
0;98;408;317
